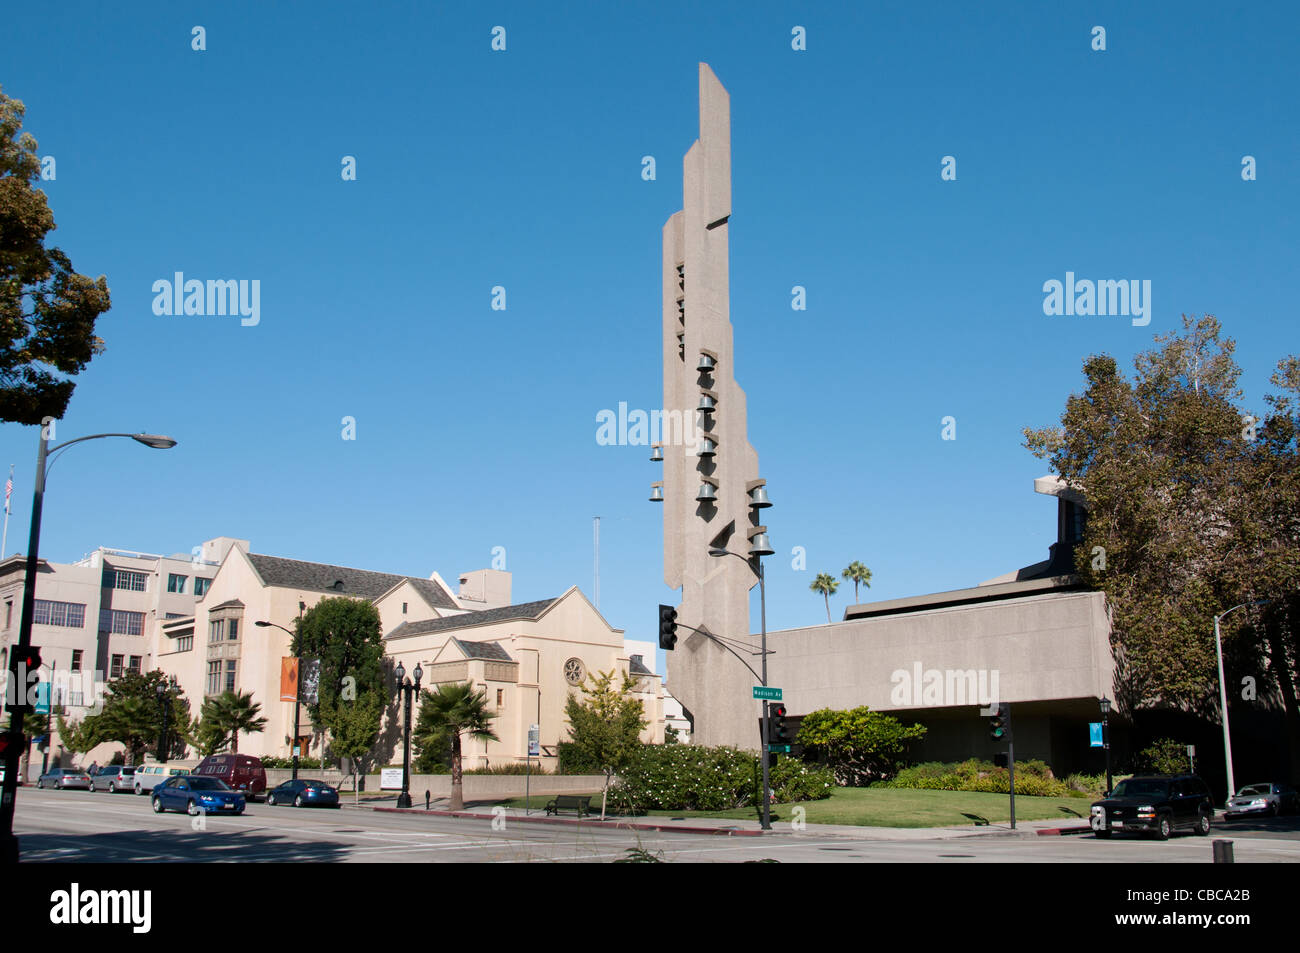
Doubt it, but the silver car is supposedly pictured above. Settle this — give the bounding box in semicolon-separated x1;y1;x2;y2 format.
1225;782;1300;818
36;767;92;790
88;765;136;793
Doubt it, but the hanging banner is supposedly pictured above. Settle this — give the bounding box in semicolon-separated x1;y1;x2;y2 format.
280;657;300;702
301;658;321;705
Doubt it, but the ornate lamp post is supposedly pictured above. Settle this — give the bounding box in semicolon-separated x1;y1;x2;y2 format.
394;660;422;809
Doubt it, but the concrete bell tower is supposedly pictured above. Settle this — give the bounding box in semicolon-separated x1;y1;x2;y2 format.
661;64;768;749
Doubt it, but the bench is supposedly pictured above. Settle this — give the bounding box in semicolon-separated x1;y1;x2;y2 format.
546;795;593;817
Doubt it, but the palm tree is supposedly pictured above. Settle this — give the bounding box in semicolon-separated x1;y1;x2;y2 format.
413;681;499;812
810;573;840;623
197;691;267;754
841;560;873;603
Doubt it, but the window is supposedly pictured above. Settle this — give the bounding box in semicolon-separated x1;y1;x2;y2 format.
496;688;505;708
225;660;237;693
68;689;84;707
165;613;184;619
193;577;212;597
227;618;239;641
99;609;145;635
177;635;193;653
71;649;83;672
167;573;187;594
4;600;11;628
34;600;86;628
209;620;223;643
402;602;408;614
105;569;148;592
206;660;222;695
128;655;142;674
110;655;124;679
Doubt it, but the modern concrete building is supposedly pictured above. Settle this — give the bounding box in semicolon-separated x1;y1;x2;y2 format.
0;540;229;771
656;66;1117;775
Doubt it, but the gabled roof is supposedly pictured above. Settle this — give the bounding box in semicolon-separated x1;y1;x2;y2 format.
376;574;460;611
385;597;559;640
629;655;654;676
246;553;411;601
208;599;245;611
451;639;513;662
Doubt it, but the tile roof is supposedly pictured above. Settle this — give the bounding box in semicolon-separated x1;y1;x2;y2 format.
452;639;513;662
385;597;558;640
405;576;459;610
629;654;654;676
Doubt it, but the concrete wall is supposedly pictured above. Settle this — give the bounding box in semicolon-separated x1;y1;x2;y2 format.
264;768;606;798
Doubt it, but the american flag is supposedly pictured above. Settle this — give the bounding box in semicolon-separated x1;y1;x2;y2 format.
4;468;11;514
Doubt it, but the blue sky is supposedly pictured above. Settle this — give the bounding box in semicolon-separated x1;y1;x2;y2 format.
3;1;1296;676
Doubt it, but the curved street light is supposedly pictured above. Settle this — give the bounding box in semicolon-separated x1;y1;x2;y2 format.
1215;599;1272;804
2;428;177;864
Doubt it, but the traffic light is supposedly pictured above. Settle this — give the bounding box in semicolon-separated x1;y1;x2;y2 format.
6;645;41;715
989;702;1011;742
768;704;789;744
658;604;678;651
0;730;23;759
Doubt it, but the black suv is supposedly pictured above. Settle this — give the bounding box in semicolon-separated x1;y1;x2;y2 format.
1090;775;1214;840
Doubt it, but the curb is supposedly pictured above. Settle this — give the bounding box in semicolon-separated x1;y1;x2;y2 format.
370;805;765;836
1036;825;1094;836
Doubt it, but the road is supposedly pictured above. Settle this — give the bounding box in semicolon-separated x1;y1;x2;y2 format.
13;788;1300;862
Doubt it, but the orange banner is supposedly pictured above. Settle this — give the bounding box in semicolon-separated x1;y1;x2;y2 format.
280;657;299;702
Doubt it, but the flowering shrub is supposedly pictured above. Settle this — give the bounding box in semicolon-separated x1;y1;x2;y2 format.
608;744;760;813
769;757;836;802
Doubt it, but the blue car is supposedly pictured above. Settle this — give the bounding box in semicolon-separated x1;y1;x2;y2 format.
266;779;340;808
151;775;246;816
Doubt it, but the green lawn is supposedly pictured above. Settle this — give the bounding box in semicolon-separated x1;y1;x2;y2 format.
489;787;1092;828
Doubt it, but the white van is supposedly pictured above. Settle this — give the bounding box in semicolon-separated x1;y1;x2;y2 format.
133;762;194;795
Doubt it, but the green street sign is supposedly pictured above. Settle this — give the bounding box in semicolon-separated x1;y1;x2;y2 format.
753;687;782;700
767;745;792;753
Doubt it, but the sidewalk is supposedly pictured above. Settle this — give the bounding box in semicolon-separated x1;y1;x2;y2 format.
368;801;1091;840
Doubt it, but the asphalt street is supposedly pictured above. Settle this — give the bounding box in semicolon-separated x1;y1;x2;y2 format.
13;787;1300;863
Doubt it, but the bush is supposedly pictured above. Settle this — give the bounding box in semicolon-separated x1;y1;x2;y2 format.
1135;738;1191;776
608;744;760;813
259;756;322;769
882;758;1089;798
556;741;605;775
797;707;927;785
1065;772;1110;797
464;763;551;775
769;758;836;802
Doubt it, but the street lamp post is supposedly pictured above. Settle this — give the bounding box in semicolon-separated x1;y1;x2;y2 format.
254;620;303;780
394;661;422;809
1214;600;1271;804
709;546;772;832
1;429;176;865
1099;696;1112;795
155;676;177;763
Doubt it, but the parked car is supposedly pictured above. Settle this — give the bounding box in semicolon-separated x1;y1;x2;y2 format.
266;779;340;808
1224;782;1300;818
89;765;136;793
132;763;193;795
36;767;92;790
150;775;246;816
192;753;266;798
1090;775;1214;839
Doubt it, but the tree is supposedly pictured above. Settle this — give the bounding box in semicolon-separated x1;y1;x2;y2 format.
60;670;193;764
292;597;386;775
841;560;873;603
796;707;927;785
0;88;111;424
563;669;647;819
194;691;266;755
412;682;498;811
810;573;839;623
1023;315;1300;774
